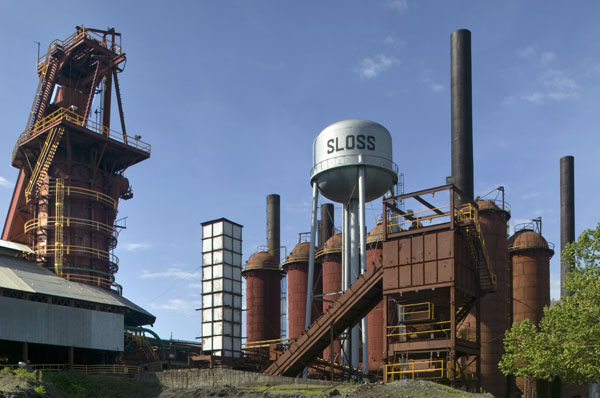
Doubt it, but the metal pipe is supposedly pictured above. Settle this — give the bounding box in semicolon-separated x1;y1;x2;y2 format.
451;29;474;203
560;155;575;297
349;199;359;371
341;203;349;366
358;166;368;375
305;183;319;330
267;194;281;261
319;203;334;247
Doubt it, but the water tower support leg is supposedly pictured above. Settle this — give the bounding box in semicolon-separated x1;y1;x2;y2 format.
305;182;319;330
358;166;368;375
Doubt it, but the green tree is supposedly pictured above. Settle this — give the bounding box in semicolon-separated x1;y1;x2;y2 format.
499;222;600;385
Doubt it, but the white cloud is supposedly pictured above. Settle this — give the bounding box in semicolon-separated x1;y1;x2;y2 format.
550;271;561;300
385;0;408;13
122;242;151;252
540;51;556;66
521;191;541;200
516;46;535;58
0;176;13;188
149;298;202;314
516;70;579;105
141;267;202;279
355;54;399;79
383;35;404;48
420;73;444;92
188;283;203;289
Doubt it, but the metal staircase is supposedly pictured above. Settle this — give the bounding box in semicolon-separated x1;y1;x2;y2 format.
25;126;64;202
462;220;496;293
264;264;383;377
27;56;60;131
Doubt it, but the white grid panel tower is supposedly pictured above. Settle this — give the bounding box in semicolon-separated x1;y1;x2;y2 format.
201;218;243;358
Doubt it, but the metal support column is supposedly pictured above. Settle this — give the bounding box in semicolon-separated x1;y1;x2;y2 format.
305;183;319;329
358;166;368;375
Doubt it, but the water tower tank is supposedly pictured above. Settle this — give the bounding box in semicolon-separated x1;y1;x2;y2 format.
311;119;398;203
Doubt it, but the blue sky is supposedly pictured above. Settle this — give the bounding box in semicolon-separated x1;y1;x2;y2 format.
0;1;599;341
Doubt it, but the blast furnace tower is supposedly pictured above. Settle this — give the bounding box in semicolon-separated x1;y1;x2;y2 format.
3;27;150;293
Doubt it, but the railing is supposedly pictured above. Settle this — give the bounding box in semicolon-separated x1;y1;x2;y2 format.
48;184;117;209
386;360;447;381
25;216;116;235
242;338;292;350
386;320;451;340
72;364;139;375
63;273;122;295
40;244;119;270
14;107;151;155
397;302;434;322
37;27;122;71
387;205;451;233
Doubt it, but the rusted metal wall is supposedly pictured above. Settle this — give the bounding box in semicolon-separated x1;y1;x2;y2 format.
320;234;342;363
477;200;510;398
382;230;463;292
244;268;282;343
509;229;553;397
366;241;383;372
283;242;321;340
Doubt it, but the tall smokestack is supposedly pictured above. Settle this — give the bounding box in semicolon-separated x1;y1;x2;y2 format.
267;194;280;261
319;203;334;247
451;29;474;202
560;156;575;297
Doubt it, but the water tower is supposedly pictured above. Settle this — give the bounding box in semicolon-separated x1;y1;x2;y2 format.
306;119;397;373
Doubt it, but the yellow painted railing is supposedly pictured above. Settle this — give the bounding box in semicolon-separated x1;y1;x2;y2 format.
16;107;150;154
54;179;64;276
48;184;117;209
386;360;446;381
398;302;434;322
387;205;451;233
243;338;292;349
37;27;122;71
387;320;451;338
25;216;115;235
40;244;119;268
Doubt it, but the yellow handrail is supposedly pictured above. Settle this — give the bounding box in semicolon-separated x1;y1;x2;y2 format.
48;184;117;209
386;320;451;338
37;27;122;71
25;216;115;235
386;359;445;381
387;205;451;233
16;107;150;154
40;244;119;267
397;302;434;322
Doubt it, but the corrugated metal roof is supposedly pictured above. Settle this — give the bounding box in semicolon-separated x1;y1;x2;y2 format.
0;239;35;254
0;254;155;326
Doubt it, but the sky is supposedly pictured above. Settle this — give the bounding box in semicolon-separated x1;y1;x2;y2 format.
0;1;599;342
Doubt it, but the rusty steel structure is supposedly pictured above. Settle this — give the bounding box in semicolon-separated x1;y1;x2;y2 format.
2;27;150;293
476;199;511;398
282;237;322;340
381;185;494;390
243;251;283;344
508;219;554;397
366;223;384;373
316;233;342;365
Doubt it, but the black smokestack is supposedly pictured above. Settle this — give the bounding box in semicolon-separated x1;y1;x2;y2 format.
451;29;474;202
560;156;575;297
267;194;280;261
319;203;334;247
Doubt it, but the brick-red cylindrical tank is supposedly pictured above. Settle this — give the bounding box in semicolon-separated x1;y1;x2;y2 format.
242;251;284;343
282;241;321;340
366;223;384;373
508;228;553;396
317;233;342;363
477;200;510;398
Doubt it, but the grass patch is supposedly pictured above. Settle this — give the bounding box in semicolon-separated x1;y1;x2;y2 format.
244;383;353;396
41;372;160;398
